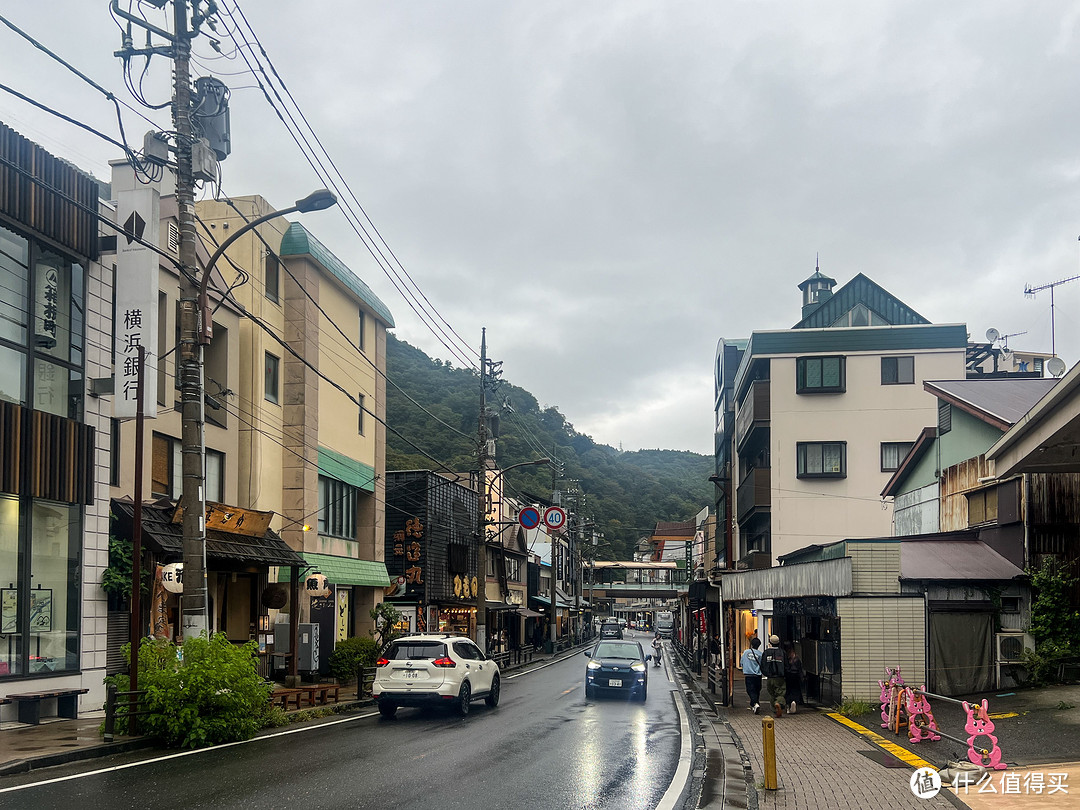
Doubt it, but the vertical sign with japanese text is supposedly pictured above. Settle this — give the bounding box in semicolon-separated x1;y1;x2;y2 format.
113;185;160;418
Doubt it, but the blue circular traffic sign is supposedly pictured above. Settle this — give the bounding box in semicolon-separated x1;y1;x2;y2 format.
543;506;567;531
518;506;541;530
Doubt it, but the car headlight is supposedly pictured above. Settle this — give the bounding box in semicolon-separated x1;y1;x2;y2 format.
631;662;646;672
587;661;601;670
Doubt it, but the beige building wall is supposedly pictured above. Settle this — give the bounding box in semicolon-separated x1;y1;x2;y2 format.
767;348;965;559
838;596;926;701
195;198;290;523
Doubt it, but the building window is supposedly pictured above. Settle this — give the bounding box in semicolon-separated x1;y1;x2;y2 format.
264;352;279;404
797;442;846;478
358;393;365;435
265;253;279;304
881;356;915;385
151;433;224;502
968;487;998;526
506;557;522;582
881;441;914;472
318;475;357;540
796;356;845;393
358;308;366;352
110;418;121;486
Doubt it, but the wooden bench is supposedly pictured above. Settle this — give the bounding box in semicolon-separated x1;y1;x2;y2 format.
6;688;89;725
298;684;340;707
269;688;304;711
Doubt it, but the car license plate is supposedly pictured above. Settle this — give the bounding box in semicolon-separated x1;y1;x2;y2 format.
608;678;622;687
402;670;418;680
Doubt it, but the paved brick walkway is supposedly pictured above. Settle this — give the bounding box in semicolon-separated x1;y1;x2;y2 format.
722;706;955;809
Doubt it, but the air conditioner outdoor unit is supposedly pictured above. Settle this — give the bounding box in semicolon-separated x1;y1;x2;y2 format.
995;632;1034;664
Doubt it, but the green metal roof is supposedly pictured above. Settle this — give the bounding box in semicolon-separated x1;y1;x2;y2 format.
795;273;929;328
318;446;375;493
278;552;390;587
279;222;395;327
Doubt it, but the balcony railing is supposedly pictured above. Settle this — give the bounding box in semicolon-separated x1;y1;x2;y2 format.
736;466;771;521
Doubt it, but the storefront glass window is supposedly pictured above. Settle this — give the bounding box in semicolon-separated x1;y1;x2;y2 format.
0;344;26;405
0;224;29;345
29;501;80;673
0;495;22;676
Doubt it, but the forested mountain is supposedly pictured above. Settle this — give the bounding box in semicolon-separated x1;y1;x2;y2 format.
385;334;714;560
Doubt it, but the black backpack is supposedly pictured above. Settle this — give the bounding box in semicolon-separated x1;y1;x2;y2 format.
761;648;785;678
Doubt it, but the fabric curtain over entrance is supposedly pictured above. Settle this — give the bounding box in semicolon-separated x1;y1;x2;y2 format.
929;611;993;696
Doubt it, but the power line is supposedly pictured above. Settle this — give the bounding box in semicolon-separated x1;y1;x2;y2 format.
214;1;479;370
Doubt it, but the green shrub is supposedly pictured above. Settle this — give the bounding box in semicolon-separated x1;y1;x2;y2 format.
328;636;379;683
104;633;270;748
835;697;874;718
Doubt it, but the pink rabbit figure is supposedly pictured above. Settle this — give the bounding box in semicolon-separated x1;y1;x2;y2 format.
962;699;1006;770
880;667;904;728
905;686;941;743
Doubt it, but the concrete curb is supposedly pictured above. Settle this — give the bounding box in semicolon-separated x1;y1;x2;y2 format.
0;736;157;777
670;653;752;809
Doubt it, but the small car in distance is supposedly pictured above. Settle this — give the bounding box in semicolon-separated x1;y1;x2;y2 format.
584;639;650;701
599;621;623;639
372;634;500;719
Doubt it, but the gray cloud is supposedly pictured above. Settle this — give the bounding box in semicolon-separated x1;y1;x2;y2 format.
3;1;1079;455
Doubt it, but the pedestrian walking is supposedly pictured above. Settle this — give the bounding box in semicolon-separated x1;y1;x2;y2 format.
784;643;804;714
739;637;763;713
761;634;786;717
709;633;721;667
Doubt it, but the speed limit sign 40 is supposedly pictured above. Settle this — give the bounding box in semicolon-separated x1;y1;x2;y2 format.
543;506;566;532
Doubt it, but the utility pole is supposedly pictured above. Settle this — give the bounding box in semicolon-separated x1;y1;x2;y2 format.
475;329;490;653
112;0;208;638
173;1;209;639
550;450;559;651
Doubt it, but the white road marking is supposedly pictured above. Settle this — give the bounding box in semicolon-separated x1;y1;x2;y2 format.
655;693;693;810
0;711;381;795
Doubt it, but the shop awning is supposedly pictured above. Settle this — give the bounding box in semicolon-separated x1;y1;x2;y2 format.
530;595;573;610
112;498;305;567
515;608;544;618
277;552;390;587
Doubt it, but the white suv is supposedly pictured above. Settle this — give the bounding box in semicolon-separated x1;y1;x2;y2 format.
372;634;501;718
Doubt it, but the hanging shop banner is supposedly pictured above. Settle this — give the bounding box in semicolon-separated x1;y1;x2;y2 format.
113;184;160;418
336;587;350;642
151;565;170;639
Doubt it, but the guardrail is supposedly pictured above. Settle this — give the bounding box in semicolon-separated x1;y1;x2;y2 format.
103;683;150;742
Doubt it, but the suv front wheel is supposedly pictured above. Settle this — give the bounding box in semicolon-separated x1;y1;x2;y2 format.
456;681;472;717
485;674;501;708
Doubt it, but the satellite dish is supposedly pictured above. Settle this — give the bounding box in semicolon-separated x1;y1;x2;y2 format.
986;328;1001;343
1047;357;1067;378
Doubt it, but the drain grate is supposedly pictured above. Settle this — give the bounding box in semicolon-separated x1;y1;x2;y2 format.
857;748;909;769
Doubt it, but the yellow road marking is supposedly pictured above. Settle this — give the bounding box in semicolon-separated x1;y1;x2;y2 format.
826;712;935;770
988;711;1019;719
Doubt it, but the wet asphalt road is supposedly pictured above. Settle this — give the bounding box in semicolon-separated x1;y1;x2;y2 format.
0;635;693;810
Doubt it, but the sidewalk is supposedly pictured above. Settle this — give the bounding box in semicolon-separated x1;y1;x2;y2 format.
0;640;592;778
674;653;955;809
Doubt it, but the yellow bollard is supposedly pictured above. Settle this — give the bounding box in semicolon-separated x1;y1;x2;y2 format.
762;716;778;790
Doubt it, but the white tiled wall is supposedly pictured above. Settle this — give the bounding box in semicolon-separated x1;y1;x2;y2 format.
838;595;925;701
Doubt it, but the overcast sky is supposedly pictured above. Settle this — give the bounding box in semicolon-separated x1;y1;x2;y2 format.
3;2;1080;455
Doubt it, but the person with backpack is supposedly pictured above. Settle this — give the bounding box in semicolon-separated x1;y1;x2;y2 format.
761;634;787;717
739;637;763;713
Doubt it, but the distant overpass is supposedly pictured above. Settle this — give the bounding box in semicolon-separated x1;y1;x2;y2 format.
586;560;688;600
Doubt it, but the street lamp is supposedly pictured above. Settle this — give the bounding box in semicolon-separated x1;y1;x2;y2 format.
178;189;337;638
476;457;550;653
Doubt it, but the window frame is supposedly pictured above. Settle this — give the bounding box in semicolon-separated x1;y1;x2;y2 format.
796;356;846;394
264;351;280;404
967;487;998;526
796;441;847;478
317;475;358;540
358;392;365;436
264;252;279;304
881;355;915;385
880;441;914;473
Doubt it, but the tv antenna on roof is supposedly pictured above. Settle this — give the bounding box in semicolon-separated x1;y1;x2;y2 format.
1024;273;1080;358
